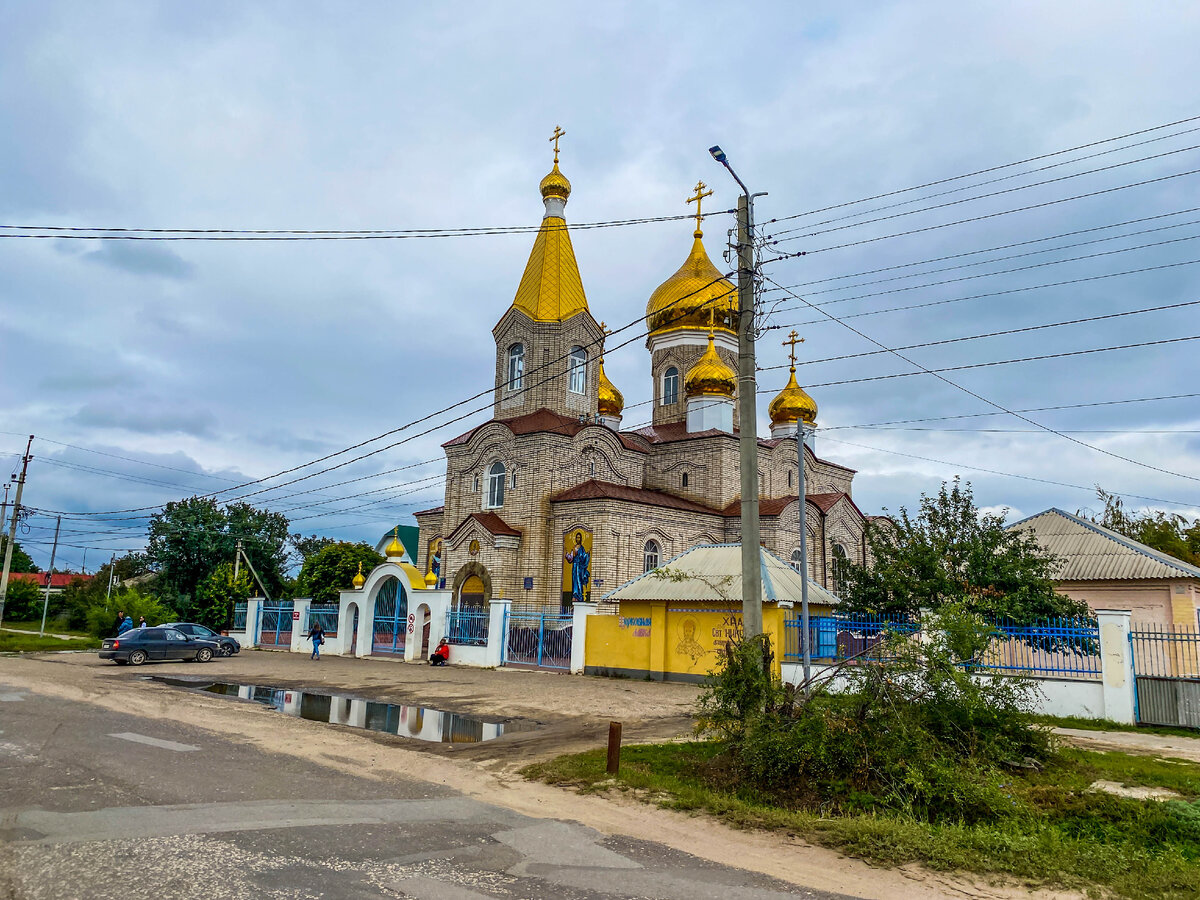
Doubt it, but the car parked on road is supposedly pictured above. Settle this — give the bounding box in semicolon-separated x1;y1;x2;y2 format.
99;627;220;666
163;622;241;657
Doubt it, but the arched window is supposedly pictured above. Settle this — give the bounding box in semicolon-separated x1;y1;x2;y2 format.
681;471;689;488
589;461;595;477
511;469;518;489
787;470;793;489
662;367;679;405
472;474;480;492
507;344;525;390
790;549;802;572
485;461;506;508
568;346;587;394
644;540;660;573
832;543;849;592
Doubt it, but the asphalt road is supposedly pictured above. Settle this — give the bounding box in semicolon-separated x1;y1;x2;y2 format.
0;675;847;900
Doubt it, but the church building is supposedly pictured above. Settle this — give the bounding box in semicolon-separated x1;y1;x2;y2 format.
414;135;874;613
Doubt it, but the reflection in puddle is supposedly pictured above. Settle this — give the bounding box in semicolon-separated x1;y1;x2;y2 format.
152;678;533;744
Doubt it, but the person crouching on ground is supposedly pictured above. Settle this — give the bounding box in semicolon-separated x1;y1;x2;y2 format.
430;638;449;666
308;622;325;660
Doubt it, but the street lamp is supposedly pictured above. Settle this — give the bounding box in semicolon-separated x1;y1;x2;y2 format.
709;145;765;644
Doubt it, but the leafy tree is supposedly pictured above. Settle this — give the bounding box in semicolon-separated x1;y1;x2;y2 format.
1086;488;1200;567
146;497;290;606
0;536;38;573
837;479;1087;623
289;533;337;567
83;586;174;638
55;553;157;629
1;578;43;621
189;561;251;630
297;542;384;604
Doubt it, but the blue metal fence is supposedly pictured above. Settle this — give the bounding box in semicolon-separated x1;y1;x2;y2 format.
232;602;247;631
372;576;407;655
306;603;340;637
446;607;489;646
258;600;295;648
503;611;572;670
782;614;1100;679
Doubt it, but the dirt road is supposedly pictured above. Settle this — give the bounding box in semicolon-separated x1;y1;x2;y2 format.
0;650;1084;899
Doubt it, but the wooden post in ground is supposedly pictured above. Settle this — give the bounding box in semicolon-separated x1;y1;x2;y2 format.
606;721;622;775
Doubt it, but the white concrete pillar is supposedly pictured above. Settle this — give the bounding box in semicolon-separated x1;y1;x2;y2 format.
1097;609;1136;725
245;598;264;648
570;601;599;674
290;598;311;653
487;597;512;667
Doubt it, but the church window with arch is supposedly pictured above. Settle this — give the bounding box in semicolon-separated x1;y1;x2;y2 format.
507;344;525;391
662;367;679;405
832;542;849;592
568;346;587;394
681;471;688;488
643;540;660;573
790;548;803;572
485;461;506;509
787;470;793;489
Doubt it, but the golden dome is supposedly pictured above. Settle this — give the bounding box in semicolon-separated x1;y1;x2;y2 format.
385;528;404;559
597;357;624;417
685;333;736;398
539;162;572;202
646;232;737;337
769;367;818;427
424;570;438;588
352;561;365;590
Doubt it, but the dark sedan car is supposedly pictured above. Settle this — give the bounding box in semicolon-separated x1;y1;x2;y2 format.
99;627;219;666
164;622;240;657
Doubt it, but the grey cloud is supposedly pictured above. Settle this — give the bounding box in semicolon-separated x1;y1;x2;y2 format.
70;403;217;438
79;241;195;280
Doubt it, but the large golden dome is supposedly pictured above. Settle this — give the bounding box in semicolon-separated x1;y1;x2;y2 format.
685;333;736;398
597;357;624;417
769;367;818;427
645;232;737;337
539;162;571;202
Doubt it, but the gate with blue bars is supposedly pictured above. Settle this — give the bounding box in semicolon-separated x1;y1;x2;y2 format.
232;601;247;631
371;576;407;655
503;610;572;670
257;600;294;648
305;603;339;638
445;606;489;647
1130;624;1200;728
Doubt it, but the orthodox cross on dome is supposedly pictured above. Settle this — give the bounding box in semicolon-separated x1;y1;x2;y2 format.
599;320;612;359
549;125;566;163
687;180;714;236
783;329;805;370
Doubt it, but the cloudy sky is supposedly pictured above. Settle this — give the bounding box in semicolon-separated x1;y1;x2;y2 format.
2;1;1199;572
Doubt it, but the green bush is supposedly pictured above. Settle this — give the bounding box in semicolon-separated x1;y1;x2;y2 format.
84;587;175;637
1;578;44;622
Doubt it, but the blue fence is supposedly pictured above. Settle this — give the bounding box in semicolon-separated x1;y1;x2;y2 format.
306;604;340;637
446;608;489;646
504;611;572;670
783;614;1101;679
232;602;247;631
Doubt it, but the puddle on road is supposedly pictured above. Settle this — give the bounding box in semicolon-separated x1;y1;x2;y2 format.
150;678;535;744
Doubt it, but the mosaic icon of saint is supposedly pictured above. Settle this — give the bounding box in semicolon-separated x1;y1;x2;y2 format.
564;531;590;603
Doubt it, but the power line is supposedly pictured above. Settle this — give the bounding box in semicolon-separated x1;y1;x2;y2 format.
762;273;1200;486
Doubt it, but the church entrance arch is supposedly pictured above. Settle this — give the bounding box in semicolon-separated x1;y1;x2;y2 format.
371;575;407;656
452;562;492;611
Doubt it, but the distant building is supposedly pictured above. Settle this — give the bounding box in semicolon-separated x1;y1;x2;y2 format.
8;572;93;595
1009;508;1200;627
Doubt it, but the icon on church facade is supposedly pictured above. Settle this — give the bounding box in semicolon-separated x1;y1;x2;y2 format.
562;529;592;610
427;538;443;582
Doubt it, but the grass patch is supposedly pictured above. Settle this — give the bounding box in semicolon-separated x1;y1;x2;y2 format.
1;620;94;638
0;632;100;652
1034;713;1200;739
524;741;1200;899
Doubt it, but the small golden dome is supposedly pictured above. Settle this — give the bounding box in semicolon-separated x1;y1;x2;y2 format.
385;528;404;559
646;233;737;337
597;357;624;417
769;367;818;427
685;333;736;398
539;163;572;202
424;570;438;588
352;561;366;590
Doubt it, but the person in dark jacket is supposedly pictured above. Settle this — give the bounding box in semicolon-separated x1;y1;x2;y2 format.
113;611;125;636
308;623;325;660
117;615;134;635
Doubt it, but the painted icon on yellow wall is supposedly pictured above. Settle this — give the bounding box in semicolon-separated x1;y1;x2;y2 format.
561;529;592;609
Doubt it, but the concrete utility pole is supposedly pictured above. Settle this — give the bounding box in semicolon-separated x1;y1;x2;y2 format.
0;435;34;627
39;515;61;636
710;146;765;642
105;554;117;607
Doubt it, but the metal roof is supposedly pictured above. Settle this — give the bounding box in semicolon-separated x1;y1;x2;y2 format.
601;543;840;606
1007;508;1200;582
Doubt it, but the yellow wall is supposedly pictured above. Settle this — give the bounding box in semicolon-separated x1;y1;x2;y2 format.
585;601;787;682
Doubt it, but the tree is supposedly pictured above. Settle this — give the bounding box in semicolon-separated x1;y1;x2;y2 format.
297;542;385;604
190;562;251;630
1086;488;1200;567
146;497;290;606
290;533;337;567
0;536;38;573
837;479;1087;623
1;578;43;621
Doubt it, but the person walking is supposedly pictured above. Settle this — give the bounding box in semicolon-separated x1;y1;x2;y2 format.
308;622;325;660
117;615;134;635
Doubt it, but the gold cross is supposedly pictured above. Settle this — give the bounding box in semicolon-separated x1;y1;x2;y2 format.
549;125;566;163
599;321;611;358
687;180;714;233
782;329;805;367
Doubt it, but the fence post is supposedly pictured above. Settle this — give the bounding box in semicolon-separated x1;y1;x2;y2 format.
486;597;511;667
537;613;546;667
290;598;311;654
571;601;598;675
246;597;265;649
1096;609;1136;725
